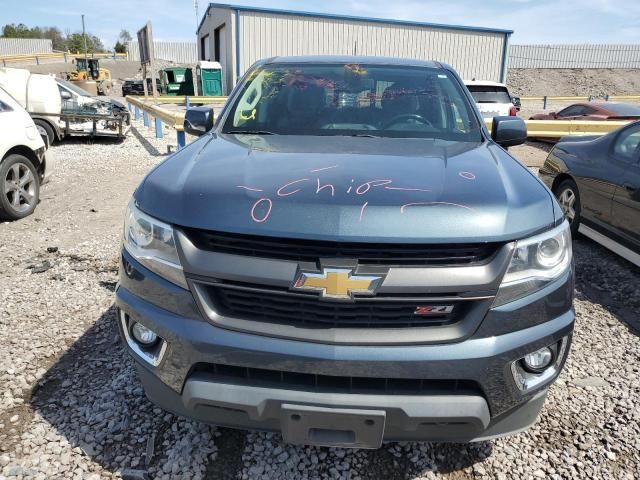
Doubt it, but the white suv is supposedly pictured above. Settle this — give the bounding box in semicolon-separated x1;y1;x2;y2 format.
465;80;518;121
0;86;53;220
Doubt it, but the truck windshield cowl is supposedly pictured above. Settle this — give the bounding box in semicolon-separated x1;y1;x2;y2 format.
222;63;482;141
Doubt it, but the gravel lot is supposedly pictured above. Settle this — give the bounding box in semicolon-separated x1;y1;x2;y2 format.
507;69;640;98
1;117;639;480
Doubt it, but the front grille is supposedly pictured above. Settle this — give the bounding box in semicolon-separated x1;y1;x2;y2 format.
191;363;482;396
205;283;465;328
182;228;500;266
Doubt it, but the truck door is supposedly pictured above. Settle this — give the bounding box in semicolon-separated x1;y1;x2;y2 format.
610;124;640;248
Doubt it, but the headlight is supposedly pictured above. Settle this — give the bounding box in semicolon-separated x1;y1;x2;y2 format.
493;221;572;307
26;125;39;141
123;200;187;288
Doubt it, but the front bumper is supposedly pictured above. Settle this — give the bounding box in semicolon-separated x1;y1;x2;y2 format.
134;360;549;445
41;145;57;184
116;251;574;445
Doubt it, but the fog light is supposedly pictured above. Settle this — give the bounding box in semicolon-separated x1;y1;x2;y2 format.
131;322;158;346
522;347;553;373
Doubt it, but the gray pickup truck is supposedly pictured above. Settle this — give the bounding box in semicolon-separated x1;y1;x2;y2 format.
116;56;574;448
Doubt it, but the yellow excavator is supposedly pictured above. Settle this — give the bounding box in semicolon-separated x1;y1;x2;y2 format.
67;58;113;95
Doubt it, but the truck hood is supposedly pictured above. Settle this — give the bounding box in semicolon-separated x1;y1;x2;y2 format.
135;134;555;243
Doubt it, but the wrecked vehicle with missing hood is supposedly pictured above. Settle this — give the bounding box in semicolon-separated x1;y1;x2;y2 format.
56;78;129;139
0;68;129;144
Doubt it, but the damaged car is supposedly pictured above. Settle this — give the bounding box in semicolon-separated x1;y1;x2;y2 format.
0;67;129;143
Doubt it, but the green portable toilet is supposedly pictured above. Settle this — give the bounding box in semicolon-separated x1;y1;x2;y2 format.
196;61;223;96
161;67;194;96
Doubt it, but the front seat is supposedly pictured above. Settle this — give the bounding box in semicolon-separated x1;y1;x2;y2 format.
381;83;420;121
280;83;325;131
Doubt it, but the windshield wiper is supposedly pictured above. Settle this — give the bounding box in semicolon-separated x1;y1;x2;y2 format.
225;130;276;135
350;133;383;138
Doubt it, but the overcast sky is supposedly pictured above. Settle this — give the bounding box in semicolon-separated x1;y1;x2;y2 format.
2;0;639;49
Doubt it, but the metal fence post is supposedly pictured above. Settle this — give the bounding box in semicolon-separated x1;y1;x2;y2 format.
177;131;186;149
143;111;149;127
135;106;140;120
185;96;191;108
155;118;163;138
543;96;547;110
35;56;40;65
605;94;609;101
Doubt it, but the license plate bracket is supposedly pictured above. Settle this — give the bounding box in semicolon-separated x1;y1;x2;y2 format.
280;404;386;449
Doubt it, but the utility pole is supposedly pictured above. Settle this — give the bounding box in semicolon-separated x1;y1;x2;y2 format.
81;14;89;64
194;0;199;33
148;23;158;97
80;12;90;80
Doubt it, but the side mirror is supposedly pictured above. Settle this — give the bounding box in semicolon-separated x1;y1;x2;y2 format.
512;96;521;111
60;90;72;100
491;116;527;148
184;107;214;136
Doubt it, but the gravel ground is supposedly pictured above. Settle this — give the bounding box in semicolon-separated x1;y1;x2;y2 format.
507;69;640;97
1;117;639;479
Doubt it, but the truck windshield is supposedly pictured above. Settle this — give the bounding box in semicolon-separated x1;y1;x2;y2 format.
223;63;481;141
0;85;20;107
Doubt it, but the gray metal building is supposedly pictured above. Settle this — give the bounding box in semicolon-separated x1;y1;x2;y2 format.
0;38;52;56
197;3;512;94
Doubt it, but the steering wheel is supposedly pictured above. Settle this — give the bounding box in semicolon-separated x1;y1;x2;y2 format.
383;113;432;129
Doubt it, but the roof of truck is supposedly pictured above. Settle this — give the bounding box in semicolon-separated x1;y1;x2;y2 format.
262;55;442;69
464;80;508;88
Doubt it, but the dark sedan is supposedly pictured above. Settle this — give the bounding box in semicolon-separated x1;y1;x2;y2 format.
539;121;640;266
531;102;640;121
122;78;163;96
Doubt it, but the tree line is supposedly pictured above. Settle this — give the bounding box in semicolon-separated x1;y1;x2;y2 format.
1;24;132;54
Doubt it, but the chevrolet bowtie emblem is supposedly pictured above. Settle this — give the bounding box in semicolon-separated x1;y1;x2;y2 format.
291;268;384;300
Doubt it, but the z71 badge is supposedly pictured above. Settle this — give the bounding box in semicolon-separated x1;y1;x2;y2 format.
414;305;454;316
